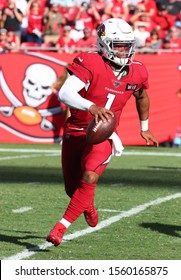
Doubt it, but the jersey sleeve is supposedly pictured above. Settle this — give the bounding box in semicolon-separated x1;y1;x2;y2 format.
132;61;149;91
67;52;93;84
138;62;149;90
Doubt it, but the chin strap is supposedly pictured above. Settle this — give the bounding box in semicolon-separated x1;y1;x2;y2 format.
117;68;128;79
113;65;128;80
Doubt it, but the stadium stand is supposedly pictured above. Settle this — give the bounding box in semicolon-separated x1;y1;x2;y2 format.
0;0;181;53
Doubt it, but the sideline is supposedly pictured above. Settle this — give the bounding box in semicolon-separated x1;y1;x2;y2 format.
4;192;181;260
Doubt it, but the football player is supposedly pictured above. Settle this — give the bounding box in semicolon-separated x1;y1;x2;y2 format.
47;18;159;246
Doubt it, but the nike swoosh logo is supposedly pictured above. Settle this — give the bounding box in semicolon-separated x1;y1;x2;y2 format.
78;57;83;62
69;127;84;131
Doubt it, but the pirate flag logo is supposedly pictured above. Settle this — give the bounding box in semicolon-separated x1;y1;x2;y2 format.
0;52;67;143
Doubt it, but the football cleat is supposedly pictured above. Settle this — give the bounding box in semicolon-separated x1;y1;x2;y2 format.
46;222;66;246
84;201;98;227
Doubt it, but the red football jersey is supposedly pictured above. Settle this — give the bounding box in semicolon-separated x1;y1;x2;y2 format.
67;51;149;129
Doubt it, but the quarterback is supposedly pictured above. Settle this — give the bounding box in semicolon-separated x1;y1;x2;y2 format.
47;18;159;246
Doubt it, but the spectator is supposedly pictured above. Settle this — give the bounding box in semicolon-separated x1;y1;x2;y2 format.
139;29;162;53
75;1;99;30
139;36;156;53
167;0;181;16
55;25;76;53
133;22;150;48
26;1;44;44
69;19;85;42
6;30;20;52
15;0;28;43
122;0;143;19
0;0;23;40
92;0;106;17
138;0;158;18
43;3;66;44
35;0;49;14
0;25;20;54
156;0;181;16
0;28;8;52
129;6;156;32
147;29;162;50
129;4;147;24
152;4;175;39
76;27;96;51
59;4;79;26
160;37;172;49
104;0;129;21
167;26;181;50
91;0;110;29
86;2;101;30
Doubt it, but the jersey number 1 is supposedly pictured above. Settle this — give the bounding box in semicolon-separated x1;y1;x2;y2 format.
105;93;116;109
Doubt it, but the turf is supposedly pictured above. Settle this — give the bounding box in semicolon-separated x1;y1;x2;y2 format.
0;143;181;260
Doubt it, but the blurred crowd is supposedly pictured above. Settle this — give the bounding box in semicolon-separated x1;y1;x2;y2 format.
0;0;181;53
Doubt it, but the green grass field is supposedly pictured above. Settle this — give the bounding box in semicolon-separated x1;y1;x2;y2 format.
0;143;181;260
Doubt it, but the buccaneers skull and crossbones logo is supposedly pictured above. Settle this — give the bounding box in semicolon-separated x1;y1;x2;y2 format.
0;63;61;130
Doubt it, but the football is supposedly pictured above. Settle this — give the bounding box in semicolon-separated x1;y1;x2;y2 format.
86;112;116;144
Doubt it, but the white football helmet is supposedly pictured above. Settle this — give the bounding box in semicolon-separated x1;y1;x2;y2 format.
97;18;136;67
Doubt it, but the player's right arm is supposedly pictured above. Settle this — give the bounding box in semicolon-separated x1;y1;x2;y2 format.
58;74;114;123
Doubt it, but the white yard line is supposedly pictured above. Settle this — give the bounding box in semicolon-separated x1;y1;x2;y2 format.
0;149;181;162
98;208;123;213
0;148;180;156
0;153;59;161
4;192;181;260
123;151;181;157
12;207;33;213
0;148;60;153
0;154;45;161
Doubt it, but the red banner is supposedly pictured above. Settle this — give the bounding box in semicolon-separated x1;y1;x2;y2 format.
0;52;180;145
119;53;181;145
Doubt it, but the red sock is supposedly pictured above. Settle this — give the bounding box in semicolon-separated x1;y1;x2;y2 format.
63;180;96;223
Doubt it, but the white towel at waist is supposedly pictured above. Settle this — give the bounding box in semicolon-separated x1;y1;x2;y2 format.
109;132;124;156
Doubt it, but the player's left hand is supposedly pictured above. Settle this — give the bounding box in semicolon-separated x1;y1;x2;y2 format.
140;130;159;147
